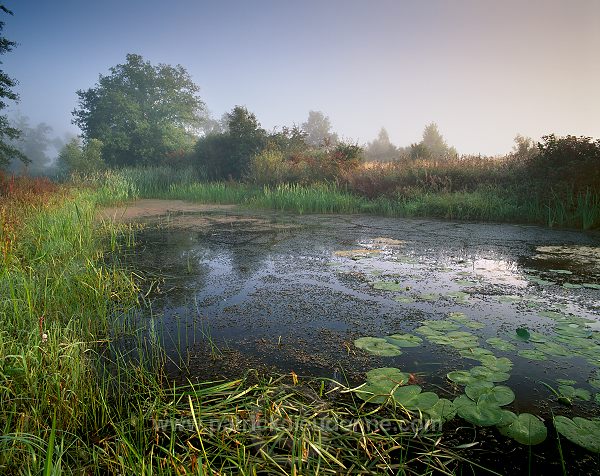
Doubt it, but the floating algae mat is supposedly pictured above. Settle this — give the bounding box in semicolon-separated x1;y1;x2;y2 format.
114;207;600;473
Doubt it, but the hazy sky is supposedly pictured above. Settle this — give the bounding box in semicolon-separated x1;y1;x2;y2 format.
3;0;599;155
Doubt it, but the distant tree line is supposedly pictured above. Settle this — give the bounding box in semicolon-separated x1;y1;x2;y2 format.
1;50;598;198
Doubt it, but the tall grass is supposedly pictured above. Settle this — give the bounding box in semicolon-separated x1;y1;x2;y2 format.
1;178;467;473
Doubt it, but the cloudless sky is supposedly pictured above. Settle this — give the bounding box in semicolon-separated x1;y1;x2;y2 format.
2;0;599;155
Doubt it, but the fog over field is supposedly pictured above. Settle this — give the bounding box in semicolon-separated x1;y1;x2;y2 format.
3;0;599;156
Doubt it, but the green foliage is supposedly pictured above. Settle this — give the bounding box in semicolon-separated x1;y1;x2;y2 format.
0;7;27;168
57;137;105;176
195;106;267;179
410;123;457;160
73;53;203;167
530;134;600;194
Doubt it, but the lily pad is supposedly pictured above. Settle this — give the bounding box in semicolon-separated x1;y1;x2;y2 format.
357;368;411;403
549;269;573;274
386;333;423;348
515;328;531;341
447;370;475;386
454;395;504;426
426;398;457;423
372;281;403;292
499;413;547;445
518;349;548;361
477;385;515;407
394;296;416;304
497;295;522;303
557;379;578;386
424;320;461;332
583;283;600;290
554;416;600;453
354;337;402;356
563;283;582;289
535;342;570;357
399;390;440;411
448;312;469;323
465;321;485;330
460;347;495;362
486;337;516;352
558;385;591;401
589;379;600;390
465;380;494;400
469;366;511;383
479;355;513;373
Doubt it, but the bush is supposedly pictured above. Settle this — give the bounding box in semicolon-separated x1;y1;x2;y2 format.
528;134;600;194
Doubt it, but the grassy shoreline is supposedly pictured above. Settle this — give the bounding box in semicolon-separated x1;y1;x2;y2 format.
96;167;600;229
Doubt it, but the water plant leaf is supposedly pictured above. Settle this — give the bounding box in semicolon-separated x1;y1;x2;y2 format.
528;277;555;286
557;379;577;386
354;337;402;356
465;381;494;400
496;410;518;428
357;368;410;403
401;391;440;411
535;342;570;357
424;320;461;332
589;379;600;390
394;296;416;304
372;281;403;292
447;370;475;386
497;295;522;303
465;321;485;330
454;396;504;427
558;385;591;401
391;385;422;405
539;310;567;320
456;279;477;286
515;328;531;341
448;312;469;323
518;349;547;361
486;337;516;352
426;398;457;423
477;385;515;407
583;283;600;290
386;333;423;348
563;283;582;289
549;269;573;274
479;355;513;373
554;416;600;453
498;413;547;445
469;366;511;383
460;347;494;361
414;325;442;336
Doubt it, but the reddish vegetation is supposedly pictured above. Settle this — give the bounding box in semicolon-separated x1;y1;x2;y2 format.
0;173;63;260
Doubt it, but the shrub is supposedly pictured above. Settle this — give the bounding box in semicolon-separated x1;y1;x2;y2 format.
529;134;600;194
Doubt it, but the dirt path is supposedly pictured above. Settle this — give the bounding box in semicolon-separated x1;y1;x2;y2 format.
98;199;236;223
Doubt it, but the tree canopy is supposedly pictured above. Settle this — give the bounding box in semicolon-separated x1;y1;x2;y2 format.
195;105;267;179
72;53;204;167
301;111;338;148
0;6;26;168
410;122;457;159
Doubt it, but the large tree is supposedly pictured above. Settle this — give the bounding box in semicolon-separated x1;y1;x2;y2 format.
73;53;204;167
0;6;26;168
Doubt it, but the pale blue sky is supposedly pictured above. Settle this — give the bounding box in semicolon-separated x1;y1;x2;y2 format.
3;0;599;154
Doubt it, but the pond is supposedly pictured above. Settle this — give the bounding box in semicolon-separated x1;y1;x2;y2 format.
110;201;600;472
